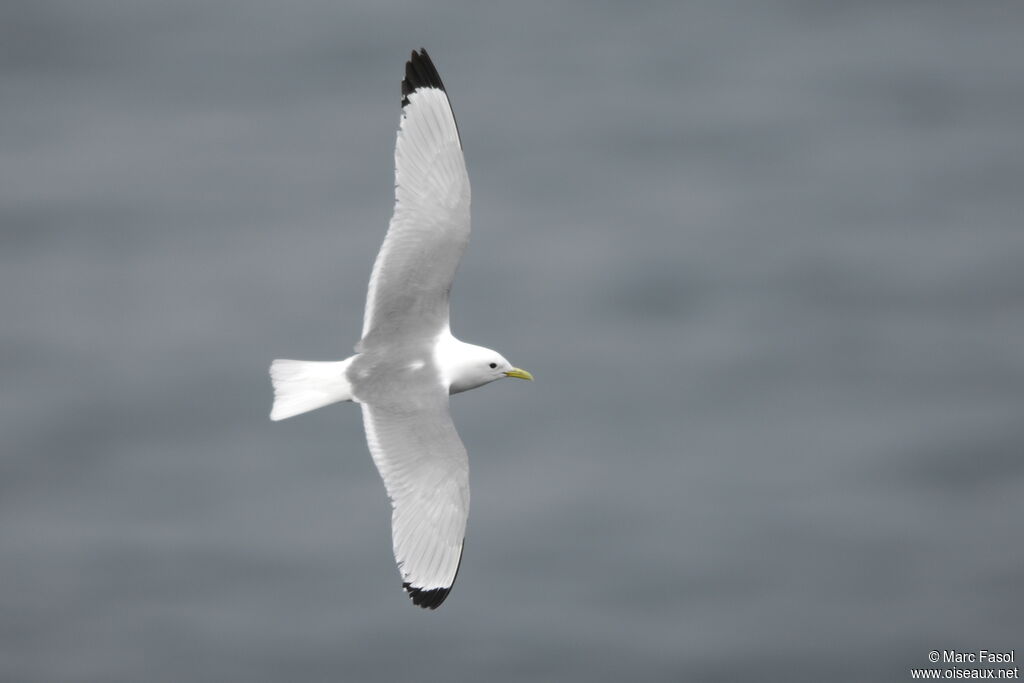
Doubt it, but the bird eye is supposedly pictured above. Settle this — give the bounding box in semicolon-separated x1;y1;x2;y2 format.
489;362;497;369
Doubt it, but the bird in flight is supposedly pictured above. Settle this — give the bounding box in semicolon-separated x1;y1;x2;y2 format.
269;49;533;609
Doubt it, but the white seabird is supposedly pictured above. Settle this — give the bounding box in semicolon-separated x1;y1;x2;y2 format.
269;49;533;609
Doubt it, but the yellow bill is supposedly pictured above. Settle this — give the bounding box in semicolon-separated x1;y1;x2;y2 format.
504;367;534;381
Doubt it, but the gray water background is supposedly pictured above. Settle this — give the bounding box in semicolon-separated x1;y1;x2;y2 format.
2;2;1023;681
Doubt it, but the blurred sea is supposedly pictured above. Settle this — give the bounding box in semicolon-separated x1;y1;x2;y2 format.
2;2;1023;681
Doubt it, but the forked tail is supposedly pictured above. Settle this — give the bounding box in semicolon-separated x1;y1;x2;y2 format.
269;358;355;421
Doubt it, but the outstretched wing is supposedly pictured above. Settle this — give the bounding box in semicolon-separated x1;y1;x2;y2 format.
360;393;469;609
359;49;470;350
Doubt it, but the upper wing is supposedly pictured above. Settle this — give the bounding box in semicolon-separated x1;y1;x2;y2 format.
359;49;471;350
360;394;469;609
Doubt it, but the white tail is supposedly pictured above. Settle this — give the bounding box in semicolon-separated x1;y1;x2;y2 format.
269;358;355;421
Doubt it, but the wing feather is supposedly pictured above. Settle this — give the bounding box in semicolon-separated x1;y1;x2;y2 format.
361;397;469;609
359;49;470;349
353;50;472;610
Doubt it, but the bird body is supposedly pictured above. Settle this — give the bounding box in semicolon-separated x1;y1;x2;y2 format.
269;49;532;609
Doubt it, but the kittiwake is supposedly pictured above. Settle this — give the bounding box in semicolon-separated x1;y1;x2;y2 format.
269;49;533;610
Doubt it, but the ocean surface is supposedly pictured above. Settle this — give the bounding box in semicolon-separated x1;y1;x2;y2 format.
2;2;1023;681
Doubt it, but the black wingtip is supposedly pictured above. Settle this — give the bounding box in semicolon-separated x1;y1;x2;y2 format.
400;540;465;610
400;48;448;108
403;582;453;610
